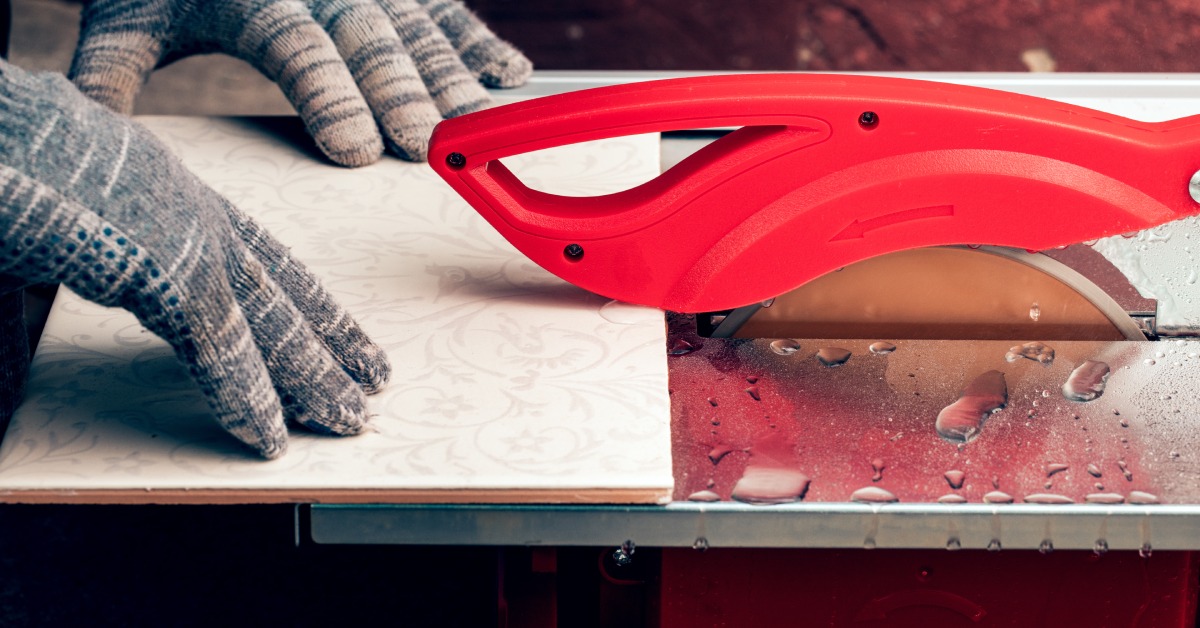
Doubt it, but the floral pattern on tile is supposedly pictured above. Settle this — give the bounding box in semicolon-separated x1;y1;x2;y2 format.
0;117;670;499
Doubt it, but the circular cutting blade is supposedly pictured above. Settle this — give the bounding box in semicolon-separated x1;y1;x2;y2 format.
729;246;1145;341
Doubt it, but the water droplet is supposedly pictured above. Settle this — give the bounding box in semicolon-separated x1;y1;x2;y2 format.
1170;450;1181;459
1144;359;1157;366
1118;460;1134;481
1062;360;1111;402
987;539;1002;552
687;490;720;502
692;537;709;552
612;540;636;566
1024;493;1074;504
1093;539;1109;556
761;297;776;308
1139;543;1153;558
816;347;852;367
1094;483;1105;491
946;537;962;551
1087;463;1102;478
708;445;736;464
744;386;761;401
938;494;967;504
731;465;810;505
669;338;697;356
868;458;888;485
1029;302;1041;322
936;371;1007;442
863;537;877;550
983;490;1014;504
1120;417;1129;428
1129;491;1160;504
1005;341;1054;364
1039;539;1054;554
707;397;719;407
1085;492;1125;504
851;486;899;503
944;470;966;489
769;339;801;355
869;341;896;355
1046;463;1069;477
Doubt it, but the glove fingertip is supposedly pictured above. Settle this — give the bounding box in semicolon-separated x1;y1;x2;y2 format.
313;127;386;168
477;52;534;89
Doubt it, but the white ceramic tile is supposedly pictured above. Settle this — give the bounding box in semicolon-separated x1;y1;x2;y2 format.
0;117;671;502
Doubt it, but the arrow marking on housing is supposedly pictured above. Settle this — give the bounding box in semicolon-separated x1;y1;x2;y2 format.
831;205;955;241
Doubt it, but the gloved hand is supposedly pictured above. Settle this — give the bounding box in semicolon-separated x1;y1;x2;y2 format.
0;60;391;458
69;0;533;166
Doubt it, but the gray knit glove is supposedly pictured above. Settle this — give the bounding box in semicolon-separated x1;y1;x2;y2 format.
69;0;532;166
0;60;391;458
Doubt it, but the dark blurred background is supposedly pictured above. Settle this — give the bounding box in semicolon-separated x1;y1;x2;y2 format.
4;1;1200;626
12;0;1200;117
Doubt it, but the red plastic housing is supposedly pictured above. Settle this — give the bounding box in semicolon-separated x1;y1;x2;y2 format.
429;74;1200;312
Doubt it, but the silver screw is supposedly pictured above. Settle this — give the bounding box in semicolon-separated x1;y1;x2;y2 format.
1189;170;1200;204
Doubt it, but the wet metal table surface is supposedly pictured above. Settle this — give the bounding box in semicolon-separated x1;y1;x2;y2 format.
314;71;1200;551
314;325;1200;552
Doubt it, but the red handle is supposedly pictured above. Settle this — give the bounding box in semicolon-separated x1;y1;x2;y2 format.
429;74;1200;312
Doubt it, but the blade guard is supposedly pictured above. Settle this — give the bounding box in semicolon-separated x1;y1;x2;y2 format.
428;74;1200;312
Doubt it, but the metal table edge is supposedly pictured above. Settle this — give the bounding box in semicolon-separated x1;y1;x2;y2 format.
311;501;1199;552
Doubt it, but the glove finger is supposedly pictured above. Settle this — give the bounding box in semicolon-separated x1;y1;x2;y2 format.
68;2;166;114
380;0;493;119
309;0;443;161
417;0;532;88
0;288;29;426
0;164;289;458
234;0;383;167
223;232;372;437
222;198;390;393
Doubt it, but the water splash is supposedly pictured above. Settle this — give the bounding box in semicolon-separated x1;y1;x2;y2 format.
816;347;852;367
1006;341;1055;365
1063;360;1111;402
936;371;1008;442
